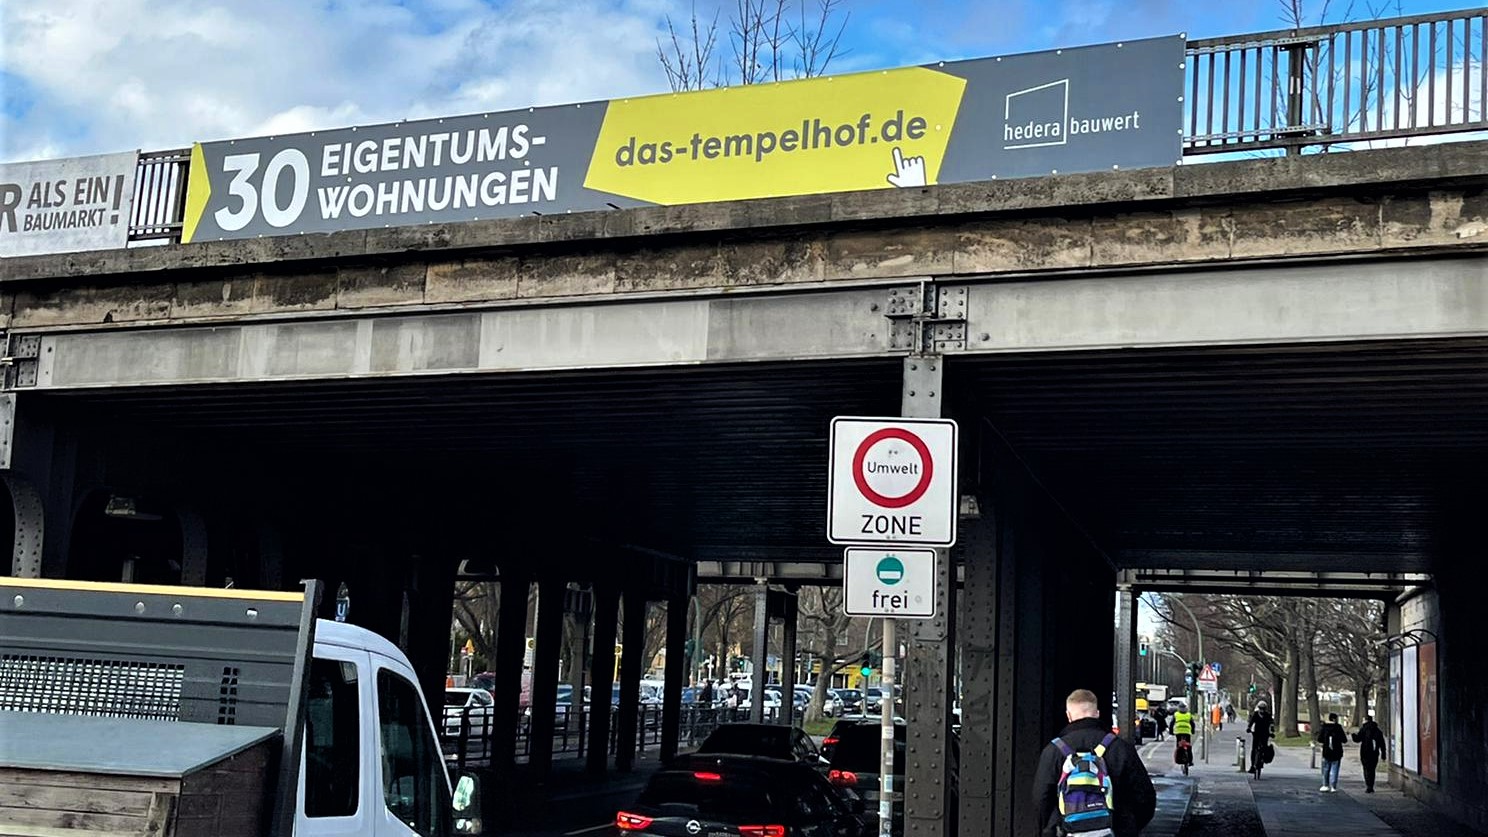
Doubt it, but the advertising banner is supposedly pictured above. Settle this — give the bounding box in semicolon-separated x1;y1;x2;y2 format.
1419;641;1438;782
0;152;139;257
182;36;1184;243
1402;645;1419;772
1389;651;1402;767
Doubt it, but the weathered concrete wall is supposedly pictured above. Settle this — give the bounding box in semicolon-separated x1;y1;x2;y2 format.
0;142;1485;331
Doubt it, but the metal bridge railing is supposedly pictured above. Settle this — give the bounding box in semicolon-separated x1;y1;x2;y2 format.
128;148;190;243
120;9;1488;243
1185;9;1488;154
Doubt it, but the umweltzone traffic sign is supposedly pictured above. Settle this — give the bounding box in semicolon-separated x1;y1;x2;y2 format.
828;417;959;546
843;548;937;618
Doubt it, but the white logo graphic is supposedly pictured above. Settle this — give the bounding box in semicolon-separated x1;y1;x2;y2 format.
1004;79;1071;150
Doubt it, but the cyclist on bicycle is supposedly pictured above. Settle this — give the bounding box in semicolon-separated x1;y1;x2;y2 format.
1247;701;1274;776
1170;703;1194;768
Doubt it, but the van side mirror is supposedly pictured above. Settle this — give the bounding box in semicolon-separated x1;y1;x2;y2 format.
453;772;484;835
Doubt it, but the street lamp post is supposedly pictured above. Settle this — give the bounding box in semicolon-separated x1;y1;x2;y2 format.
1171;596;1208;761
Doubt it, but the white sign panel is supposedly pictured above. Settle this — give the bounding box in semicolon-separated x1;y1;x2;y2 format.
843;548;937;618
0;152;138;257
828;417;958;546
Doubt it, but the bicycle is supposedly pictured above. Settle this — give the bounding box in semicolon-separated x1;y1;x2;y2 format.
1250;737;1268;779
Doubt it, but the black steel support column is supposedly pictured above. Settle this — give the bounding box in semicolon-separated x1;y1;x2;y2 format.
587;587;620;775
957;500;998;830
778;588;799;726
616;591;646;771
661;596;688;760
903;355;955;837
7;395;74;579
489;568;531;778
750;579;769;723
528;579;566;778
1115;578;1138;745
409;555;460;715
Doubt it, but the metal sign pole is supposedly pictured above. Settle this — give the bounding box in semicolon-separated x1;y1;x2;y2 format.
880;617;896;837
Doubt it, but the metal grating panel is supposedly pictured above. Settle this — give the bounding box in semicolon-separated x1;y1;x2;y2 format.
0;654;183;719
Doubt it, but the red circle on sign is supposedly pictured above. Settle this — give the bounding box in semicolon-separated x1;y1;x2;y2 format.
852;428;934;509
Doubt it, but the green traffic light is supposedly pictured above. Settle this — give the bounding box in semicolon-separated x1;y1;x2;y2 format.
860;666;873;677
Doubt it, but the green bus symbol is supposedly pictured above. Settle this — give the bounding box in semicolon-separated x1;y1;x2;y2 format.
876;556;906;586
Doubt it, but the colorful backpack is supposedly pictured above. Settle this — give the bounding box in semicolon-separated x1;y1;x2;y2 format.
1052;733;1117;835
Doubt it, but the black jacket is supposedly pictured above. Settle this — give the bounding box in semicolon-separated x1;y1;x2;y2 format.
1317;722;1347;761
1247;710;1273;741
1033;717;1156;837
1352;721;1387;764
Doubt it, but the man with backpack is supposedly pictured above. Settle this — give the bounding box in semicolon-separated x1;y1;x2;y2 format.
1316;712;1348;792
1352;714;1388;793
1034;689;1156;837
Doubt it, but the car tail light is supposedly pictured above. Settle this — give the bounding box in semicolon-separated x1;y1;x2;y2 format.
822;737;839;747
738;826;786;837
616;812;653;831
693;771;723;782
827;769;859;787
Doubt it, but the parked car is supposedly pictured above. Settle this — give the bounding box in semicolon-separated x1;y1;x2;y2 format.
820;716;903;761
696;722;823;765
616;754;869;836
828;688;864;717
864;686;902;714
739;691;783;718
443;686;495;738
827;721;906;835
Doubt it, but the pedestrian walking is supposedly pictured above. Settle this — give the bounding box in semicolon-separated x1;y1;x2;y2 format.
1246;701;1274;777
1225;702;1236;724
1151;705;1167;742
1352;714;1388;793
1211;703;1224;732
1034;689;1156;837
1317;712;1348;792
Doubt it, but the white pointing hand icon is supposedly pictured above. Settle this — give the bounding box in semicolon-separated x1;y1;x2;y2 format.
887;147;927;188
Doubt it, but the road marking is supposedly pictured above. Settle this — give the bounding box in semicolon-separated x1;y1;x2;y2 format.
565;824;614;836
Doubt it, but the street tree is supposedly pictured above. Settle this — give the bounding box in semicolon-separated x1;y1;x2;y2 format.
657;0;849;91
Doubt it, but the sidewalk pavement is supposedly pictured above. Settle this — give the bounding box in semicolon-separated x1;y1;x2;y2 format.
1136;737;1196;837
1138;732;1485;836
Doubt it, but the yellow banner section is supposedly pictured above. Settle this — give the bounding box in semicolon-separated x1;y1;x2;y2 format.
181;144;211;244
585;67;966;206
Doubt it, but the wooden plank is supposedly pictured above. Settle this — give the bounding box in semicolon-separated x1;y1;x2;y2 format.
0;824;143;837
0;803;151;833
142;793;174;837
0;784;152;818
0;769;177;796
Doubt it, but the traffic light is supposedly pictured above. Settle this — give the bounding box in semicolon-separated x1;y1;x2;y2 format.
1248;682;1258;695
860;650;881;678
1138;641;1149;657
1186;661;1201;687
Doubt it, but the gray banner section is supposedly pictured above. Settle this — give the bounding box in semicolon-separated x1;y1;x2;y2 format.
189;102;645;242
937;36;1185;181
0;152;138;257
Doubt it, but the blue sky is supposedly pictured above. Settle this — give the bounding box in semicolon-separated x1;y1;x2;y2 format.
0;0;1475;162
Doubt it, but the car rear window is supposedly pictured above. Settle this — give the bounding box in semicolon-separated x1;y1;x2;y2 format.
698;725;790;757
443;692;467;707
830;725;905;773
639;771;779;817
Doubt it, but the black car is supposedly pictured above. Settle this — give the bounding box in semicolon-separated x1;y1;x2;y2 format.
616;754;869;837
696;722;822;765
826;721;906;834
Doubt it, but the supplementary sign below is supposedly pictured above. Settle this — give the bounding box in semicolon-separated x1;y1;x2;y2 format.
828;417;958;546
843;548;937;618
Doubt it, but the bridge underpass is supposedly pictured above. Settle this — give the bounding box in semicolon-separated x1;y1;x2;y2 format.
3;331;1485;834
1;138;1487;833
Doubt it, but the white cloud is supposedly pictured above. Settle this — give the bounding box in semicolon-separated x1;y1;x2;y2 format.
0;0;676;162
